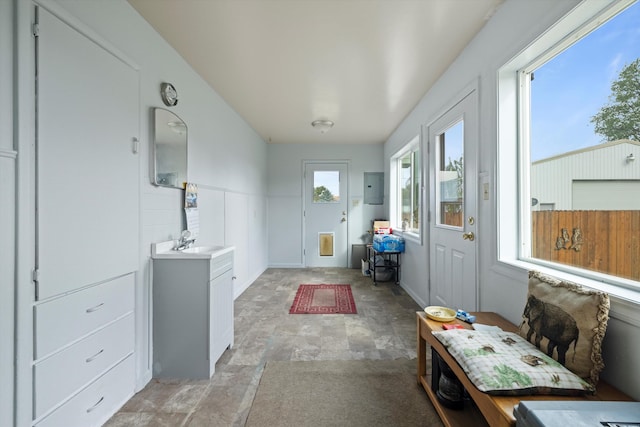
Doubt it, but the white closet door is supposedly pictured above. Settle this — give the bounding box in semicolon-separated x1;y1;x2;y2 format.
37;8;139;300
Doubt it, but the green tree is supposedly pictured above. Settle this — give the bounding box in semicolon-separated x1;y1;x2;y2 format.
445;156;464;199
313;185;335;202
591;58;640;142
443;156;463;216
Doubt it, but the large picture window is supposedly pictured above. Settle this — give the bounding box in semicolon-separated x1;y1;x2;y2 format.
390;136;421;238
499;0;640;292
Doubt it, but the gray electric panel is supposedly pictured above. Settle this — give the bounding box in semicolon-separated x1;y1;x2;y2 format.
364;172;384;204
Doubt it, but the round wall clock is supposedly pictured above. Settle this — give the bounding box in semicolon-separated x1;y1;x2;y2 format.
160;82;178;106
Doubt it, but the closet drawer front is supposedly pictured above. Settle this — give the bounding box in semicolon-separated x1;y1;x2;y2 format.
34;274;134;358
33;313;134;419
210;251;233;280
34;355;135;427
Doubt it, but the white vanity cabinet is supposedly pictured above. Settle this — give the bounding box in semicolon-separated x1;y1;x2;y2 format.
152;248;234;379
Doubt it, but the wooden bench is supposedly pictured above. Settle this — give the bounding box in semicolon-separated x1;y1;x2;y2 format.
417;311;633;427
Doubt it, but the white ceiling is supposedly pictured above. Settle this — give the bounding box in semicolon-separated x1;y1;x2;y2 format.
127;0;503;145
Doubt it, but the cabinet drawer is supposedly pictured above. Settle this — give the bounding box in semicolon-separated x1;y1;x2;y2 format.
34;355;135;427
210;252;233;280
34;313;134;419
34;274;134;358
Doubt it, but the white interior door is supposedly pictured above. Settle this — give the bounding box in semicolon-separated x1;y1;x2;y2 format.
428;89;478;311
304;162;349;267
37;8;139;300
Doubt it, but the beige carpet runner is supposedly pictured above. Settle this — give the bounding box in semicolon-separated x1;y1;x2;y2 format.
245;359;442;427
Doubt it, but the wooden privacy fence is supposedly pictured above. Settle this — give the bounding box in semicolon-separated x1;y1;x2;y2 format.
532;210;640;281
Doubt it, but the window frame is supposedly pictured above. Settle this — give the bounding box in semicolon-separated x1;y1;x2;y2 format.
497;0;640;302
390;135;422;243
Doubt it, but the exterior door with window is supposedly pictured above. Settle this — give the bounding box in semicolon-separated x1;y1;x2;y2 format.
304;162;349;267
428;89;478;311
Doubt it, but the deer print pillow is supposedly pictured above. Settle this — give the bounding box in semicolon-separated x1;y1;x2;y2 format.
519;271;610;387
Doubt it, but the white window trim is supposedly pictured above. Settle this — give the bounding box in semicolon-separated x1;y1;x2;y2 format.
390;135;422;244
497;0;640;306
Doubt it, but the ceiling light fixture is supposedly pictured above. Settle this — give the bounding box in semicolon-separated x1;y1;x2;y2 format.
311;119;334;133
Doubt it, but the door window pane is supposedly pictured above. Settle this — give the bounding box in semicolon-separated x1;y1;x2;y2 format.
437;121;464;227
313;171;340;203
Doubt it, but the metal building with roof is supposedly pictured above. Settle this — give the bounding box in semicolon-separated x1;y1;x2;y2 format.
531;139;640;211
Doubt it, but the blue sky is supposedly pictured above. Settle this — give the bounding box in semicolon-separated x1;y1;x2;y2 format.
443;121;463;167
530;1;640;161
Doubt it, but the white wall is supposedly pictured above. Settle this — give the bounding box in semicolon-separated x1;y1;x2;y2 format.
9;0;269;423
385;0;640;399
0;2;16;425
7;2;638;424
56;0;269;381
267;143;385;267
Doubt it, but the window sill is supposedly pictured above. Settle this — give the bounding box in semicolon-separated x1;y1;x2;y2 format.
393;229;421;245
496;258;640;327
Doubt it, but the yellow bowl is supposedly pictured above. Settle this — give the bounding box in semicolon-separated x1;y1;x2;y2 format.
424;306;457;322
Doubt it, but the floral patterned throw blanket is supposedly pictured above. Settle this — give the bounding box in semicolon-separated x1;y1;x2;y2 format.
432;329;594;396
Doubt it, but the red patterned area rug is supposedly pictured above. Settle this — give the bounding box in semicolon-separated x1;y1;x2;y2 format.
289;284;357;314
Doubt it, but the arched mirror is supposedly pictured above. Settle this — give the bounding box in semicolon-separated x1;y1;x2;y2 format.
152;108;187;188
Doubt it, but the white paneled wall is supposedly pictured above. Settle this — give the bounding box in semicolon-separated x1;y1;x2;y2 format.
267;143;385;267
0;151;16;427
196;186;226;248
0;1;15;424
141;188;185;248
225;192;248;293
384;0;640;400
47;0;269;388
267;197;303;267
11;1;269;424
248;193;268;285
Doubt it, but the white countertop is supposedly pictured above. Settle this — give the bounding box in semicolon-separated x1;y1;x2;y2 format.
151;240;234;259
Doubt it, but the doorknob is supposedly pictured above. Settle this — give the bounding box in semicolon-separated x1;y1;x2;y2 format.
341;218;346;223
462;231;475;241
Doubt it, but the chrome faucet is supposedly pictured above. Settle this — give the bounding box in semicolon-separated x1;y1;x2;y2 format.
174;230;196;251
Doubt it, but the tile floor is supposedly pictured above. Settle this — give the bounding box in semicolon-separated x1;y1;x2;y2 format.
105;267;424;427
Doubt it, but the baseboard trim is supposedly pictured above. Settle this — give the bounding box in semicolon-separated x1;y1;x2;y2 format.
234;267;267;299
267;263;305;269
400;282;427;309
